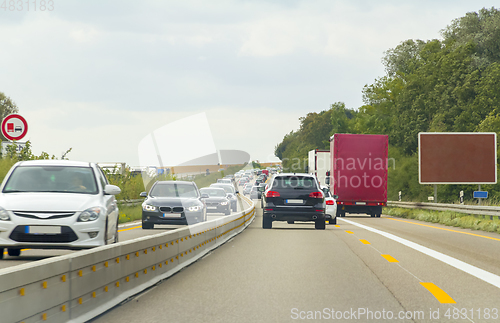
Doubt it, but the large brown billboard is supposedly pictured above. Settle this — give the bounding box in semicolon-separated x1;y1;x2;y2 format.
419;133;497;184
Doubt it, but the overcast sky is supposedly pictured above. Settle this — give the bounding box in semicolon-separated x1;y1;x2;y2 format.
0;0;497;167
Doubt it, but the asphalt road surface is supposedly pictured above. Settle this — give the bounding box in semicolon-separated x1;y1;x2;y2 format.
89;204;500;323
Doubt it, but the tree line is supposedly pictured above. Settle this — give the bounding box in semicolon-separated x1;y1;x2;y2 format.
275;7;500;203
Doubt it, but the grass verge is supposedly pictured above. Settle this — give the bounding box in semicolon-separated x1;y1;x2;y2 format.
118;204;142;224
384;207;500;235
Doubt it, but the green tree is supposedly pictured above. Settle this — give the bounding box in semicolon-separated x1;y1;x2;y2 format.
0;92;20;142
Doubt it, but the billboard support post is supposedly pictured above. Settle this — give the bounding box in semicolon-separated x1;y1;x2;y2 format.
434;185;437;203
478;184;481;206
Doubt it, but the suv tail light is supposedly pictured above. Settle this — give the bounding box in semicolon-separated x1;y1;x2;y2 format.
309;191;324;198
266;191;280;198
326;200;334;205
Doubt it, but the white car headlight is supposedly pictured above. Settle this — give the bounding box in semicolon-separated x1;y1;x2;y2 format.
143;204;157;212
220;201;228;206
0;207;10;221
78;207;103;222
187;205;202;212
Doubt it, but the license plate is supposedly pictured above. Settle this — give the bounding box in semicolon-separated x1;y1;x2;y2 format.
25;226;61;234
207;207;217;210
356;202;366;205
163;213;181;218
286;199;303;204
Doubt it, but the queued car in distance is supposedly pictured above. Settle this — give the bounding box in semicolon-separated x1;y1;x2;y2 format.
0;160;122;258
209;183;238;212
262;173;326;230
199;187;231;215
140;181;206;229
321;185;338;225
243;183;253;195
217;178;232;185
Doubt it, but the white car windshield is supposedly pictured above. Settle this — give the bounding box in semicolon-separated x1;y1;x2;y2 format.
3;166;98;194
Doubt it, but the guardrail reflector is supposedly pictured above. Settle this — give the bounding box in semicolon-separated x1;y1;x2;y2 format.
42;281;47;289
135;273;139;278
78;270;83;277
126;255;130;260
78;298;82;305
92;292;96;298
61;275;66;282
126;277;130;282
61;305;66;312
19;288;25;296
104;262;108;268
115;282;120;287
116;258;120;263
92;265;96;272
104;286;108;292
135;252;139;257
42;313;47;321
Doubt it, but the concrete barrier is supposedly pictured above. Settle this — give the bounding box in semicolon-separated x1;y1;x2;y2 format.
0;195;255;323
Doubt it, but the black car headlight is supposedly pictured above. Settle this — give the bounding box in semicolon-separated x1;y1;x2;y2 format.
142;204;157;212
187;205;203;212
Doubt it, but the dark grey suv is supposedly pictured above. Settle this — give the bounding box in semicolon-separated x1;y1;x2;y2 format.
261;173;326;230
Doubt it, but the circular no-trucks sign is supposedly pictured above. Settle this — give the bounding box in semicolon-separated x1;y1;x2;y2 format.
1;114;28;141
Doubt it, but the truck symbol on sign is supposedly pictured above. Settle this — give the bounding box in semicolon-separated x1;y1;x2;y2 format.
6;123;23;133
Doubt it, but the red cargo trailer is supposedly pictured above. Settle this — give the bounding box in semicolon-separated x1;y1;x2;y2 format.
328;134;388;217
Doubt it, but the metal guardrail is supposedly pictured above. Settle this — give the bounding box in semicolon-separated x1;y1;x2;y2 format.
387;201;500;219
0;195;255;323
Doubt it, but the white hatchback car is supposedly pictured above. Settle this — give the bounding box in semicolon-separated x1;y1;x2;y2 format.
321;185;338;225
0;160;121;258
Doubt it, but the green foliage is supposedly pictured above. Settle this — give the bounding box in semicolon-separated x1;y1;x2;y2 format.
252;161;262;169
273;7;500;203
0;92;19;142
385;207;500;234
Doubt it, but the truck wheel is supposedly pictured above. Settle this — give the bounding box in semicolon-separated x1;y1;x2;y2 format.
376;214;381;218
142;222;154;229
8;248;21;257
263;217;272;229
287;220;294;224
329;218;337;225
315;220;326;230
370;213;376;217
0;248;4;260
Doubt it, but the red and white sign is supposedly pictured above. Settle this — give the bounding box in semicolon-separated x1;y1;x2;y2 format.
1;114;28;141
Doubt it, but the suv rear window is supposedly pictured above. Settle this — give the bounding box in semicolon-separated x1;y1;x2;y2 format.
272;176;317;189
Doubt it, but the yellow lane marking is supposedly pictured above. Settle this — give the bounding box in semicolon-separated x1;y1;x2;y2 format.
345;230;354;234
118;225;142;233
334;225;340;227
420;282;456;304
387;218;500;242
381;254;399;263
359;239;370;245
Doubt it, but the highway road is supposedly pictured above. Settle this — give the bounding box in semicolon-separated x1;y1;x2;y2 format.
89;200;500;323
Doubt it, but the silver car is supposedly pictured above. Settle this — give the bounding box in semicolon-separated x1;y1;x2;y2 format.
0;160;121;258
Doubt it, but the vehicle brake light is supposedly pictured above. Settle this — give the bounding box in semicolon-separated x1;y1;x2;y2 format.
266;191;280;197
326;200;334;205
309;191;324;198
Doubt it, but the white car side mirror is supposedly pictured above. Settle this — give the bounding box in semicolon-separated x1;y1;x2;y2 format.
105;184;121;195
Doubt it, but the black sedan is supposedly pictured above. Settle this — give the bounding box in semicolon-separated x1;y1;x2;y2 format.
200;187;231;215
140;181;207;229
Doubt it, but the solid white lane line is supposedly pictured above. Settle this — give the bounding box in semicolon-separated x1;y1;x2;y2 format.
339;218;500;289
